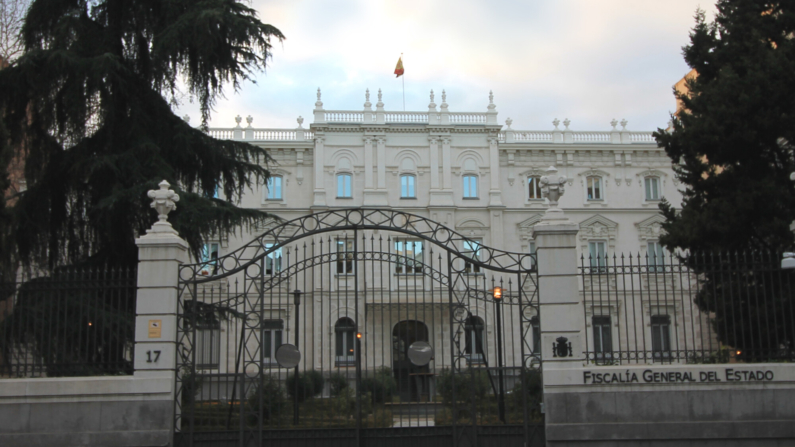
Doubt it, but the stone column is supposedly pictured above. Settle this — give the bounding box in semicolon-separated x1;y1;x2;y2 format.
312;136;327;207
134;181;190;380
532;167;585;369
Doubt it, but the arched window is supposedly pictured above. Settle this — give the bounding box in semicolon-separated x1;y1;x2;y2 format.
465;315;485;364
644;176;661;201
463;174;478;198
400;174;416;198
335;317;356;366
587;176;603;200
266;175;283;200
337;174;352;198
528;176;542;200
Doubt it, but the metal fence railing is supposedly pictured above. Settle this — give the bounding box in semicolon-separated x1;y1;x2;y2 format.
0;266;137;378
580;251;795;365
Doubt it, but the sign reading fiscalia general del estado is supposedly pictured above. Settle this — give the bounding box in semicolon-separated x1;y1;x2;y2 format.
583;368;775;385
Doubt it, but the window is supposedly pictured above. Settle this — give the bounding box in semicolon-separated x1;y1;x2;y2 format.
200;243;219;276
645;177;660;201
651;315;672;361
586;176;603;200
647;242;667;272
531;316;541;355
528;241;537;270
264;243;282;276
465;315;486;364
463;174;478;198
335;317;356;366
592;316;612;363
400;175;416;198
395;240;424;274
336;239;354;275
337;174;352;198
462;239;482;274
588;241;607;272
262;320;284;364
196;324;221;369
528;176;542;200
266;176;283;200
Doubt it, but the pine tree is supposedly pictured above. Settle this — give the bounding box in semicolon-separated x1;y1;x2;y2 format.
655;1;795;361
656;1;795;252
0;0;284;269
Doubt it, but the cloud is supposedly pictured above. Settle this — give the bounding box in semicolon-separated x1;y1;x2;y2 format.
176;0;716;131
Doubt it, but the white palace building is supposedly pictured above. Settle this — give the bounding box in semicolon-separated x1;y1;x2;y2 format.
205;88;679;267
187;88;689;398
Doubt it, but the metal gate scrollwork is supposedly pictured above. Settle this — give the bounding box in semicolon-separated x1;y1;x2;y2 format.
174;208;544;447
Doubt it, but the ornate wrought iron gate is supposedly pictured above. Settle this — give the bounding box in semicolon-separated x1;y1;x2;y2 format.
174;209;543;447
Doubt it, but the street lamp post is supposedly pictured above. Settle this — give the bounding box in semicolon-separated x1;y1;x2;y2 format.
493;286;506;423
293;289;301;425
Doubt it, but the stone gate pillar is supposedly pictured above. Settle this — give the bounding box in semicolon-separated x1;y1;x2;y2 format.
532;167;585;368
134;180;189;384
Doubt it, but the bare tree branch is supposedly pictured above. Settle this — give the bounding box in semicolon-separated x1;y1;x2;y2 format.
0;0;30;64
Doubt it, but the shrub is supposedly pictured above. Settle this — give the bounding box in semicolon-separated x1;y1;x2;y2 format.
328;373;350;397
247;376;287;423
436;368;489;408
286;370;325;402
508;368;543;421
359;367;397;404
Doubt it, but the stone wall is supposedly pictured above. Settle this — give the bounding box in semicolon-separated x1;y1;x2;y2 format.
0;375;173;447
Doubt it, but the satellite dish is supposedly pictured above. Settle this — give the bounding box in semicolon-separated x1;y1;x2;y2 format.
275;344;301;368
407;341;434;366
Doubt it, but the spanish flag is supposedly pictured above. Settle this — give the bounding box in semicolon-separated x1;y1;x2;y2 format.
394;57;404;78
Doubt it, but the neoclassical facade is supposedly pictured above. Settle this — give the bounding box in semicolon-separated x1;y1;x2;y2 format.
186;89;686;384
206;88;680;264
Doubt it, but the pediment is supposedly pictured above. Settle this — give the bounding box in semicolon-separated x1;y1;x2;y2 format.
517;214;544;229
635;214;667;241
517;214;544;240
579;214;618;229
519;169;547;178
577;169;611;178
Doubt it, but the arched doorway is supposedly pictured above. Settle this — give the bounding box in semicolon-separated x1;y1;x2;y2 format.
392;320;430;401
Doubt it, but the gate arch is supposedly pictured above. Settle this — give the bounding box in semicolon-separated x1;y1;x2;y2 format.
175;208;542;447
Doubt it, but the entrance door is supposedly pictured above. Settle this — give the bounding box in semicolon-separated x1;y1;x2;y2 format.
392;320;430;402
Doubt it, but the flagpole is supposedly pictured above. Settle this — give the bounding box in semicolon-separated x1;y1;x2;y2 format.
401;53;405;111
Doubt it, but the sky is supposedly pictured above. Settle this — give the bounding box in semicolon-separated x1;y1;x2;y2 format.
175;0;716;133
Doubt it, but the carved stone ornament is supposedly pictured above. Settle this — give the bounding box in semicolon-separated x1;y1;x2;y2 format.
635;214;667;242
148;180;179;222
540;166;566;207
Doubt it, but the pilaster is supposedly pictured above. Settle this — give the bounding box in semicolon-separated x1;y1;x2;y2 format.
312;136;327;207
429;136;440;190
488;136;503;207
364;136;374;189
